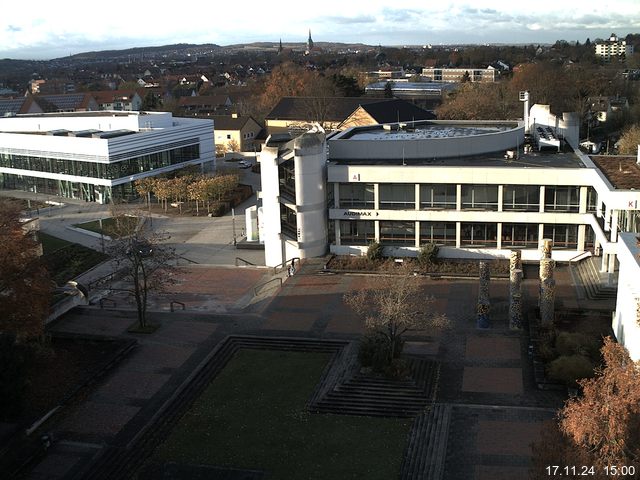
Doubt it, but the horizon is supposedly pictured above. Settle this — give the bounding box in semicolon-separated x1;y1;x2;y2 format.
2;0;639;61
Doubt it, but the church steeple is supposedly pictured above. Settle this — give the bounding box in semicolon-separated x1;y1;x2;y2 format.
306;29;314;55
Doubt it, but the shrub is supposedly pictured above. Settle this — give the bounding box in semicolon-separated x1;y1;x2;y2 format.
358;332;404;373
555;331;600;358
366;241;384;261
417;243;439;266
384;358;411;380
547;354;594;387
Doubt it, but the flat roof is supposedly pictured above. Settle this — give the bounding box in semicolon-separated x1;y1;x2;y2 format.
343;122;517;141
330;148;586;169
590;156;640;190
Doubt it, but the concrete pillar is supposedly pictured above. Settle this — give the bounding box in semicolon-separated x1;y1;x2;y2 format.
335;220;341;246
456;222;461;248
456;184;462;211
539;186;546;213
497;185;504;212
477;261;491;329
374;183;380;210
496;223;503;250
579;186;588;214
577;224;586;252
415;184;420;211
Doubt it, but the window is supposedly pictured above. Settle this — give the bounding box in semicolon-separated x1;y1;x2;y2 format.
420;184;456;209
461;223;498;247
226;134;231;140
544;186;580;212
339;183;374;208
278;159;296;200
419;222;456;246
502;223;539;248
380;221;415;245
461;185;498;211
379;184;415;209
503;185;539;211
543;224;578;249
339;220;375;245
280;204;297;240
587;187;598;213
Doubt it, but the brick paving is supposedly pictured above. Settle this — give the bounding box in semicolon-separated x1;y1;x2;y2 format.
28;260;593;479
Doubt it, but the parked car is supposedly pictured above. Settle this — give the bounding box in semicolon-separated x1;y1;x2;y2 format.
238;160;252;169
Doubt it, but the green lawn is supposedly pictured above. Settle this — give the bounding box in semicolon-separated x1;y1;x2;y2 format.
153;349;411;480
74;216;137;237
38;232;109;285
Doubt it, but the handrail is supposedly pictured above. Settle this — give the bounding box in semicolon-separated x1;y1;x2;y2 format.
568;251;592;264
254;277;283;296
272;257;300;275
170;301;186;312
235;257;257;267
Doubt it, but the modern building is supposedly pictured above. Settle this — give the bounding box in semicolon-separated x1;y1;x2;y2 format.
612;232;640;361
421;66;497;83
364;82;456;109
595;34;634;61
0;111;214;203
255;101;640;277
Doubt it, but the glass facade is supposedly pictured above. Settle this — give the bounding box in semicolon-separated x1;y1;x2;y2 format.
544;186;580;212
379;184;415;210
420;184;456;209
503;185;540;211
461;222;498;247
380;221;415;245
0;144;200;181
339;183;374;208
280;203;297;240
502;223;539;248
461;185;498;211
419;221;456;245
543;224;579;249
278;159;295;201
339;220;375;245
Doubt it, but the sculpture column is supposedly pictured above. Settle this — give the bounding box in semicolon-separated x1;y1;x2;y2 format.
477;261;491;329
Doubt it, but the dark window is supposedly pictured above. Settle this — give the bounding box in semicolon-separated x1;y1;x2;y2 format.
461;222;498;247
339;220;375;245
545;186;580;212
280;204;297;240
543;224;578;249
501;223;539;248
339;183;374;208
461;185;498;211
380;221;415;245
419;222;456;246
278;159;295;200
503;185;540;211
379;184;415;210
420;184;456;209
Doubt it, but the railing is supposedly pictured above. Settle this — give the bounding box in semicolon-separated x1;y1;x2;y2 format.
568;251;592;264
235;257;257;266
254;277;283;296
272;257;300;275
170;301;185;312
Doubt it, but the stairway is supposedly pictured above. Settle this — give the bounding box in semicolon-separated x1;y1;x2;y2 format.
399;403;452;480
572;257;617;300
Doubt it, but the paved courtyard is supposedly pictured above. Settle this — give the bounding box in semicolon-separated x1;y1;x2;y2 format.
26;256;589;479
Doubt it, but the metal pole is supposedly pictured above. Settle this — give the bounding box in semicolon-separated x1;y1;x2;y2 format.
232;207;236;246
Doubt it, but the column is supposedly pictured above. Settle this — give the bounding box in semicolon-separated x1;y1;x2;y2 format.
497;185;504;212
374;183;380;210
456;184;462;211
579;186;588;214
539;186;546;213
477;261;491;329
415;184;420;211
577;225;586;252
496;223;503;250
456;222;461;248
335;219;341;246
334;183;340;208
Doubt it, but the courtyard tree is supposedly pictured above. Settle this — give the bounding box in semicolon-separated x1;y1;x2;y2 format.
105;209;176;330
343;263;449;371
0;199;51;340
531;337;640;479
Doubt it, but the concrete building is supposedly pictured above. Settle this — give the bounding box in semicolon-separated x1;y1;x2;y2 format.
595;34;634;61
255;100;640;276
421;66;497;83
0;111;214;203
612;232;640;361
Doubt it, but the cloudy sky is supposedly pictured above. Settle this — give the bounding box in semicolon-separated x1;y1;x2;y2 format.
2;0;639;60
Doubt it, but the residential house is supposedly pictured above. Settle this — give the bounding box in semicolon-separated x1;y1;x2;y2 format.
589;96;629;123
0;94;98;115
211;114;263;153
338;99;436;130
177;95;233;116
264;97;434;135
92;90;142;111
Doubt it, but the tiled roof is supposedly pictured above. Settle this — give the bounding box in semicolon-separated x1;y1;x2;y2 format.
91;90;139;105
0;98;27;116
265;96;389;121
591;156;640;190
178;95;231;107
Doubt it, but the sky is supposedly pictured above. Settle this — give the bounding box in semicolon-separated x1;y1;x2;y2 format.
1;0;639;60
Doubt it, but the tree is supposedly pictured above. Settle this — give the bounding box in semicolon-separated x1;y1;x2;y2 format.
384;82;394;98
531;338;640;479
0;199;51;340
105;209;176;330
617;124;640;155
343;263;449;364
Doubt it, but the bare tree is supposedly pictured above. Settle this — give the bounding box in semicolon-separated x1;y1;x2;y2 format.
344;263;448;362
105;208;176;330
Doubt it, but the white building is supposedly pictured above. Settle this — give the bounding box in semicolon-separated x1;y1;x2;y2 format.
256;104;640;275
0;111;214;203
612;232;640;361
595;34;634;61
421;66;497;83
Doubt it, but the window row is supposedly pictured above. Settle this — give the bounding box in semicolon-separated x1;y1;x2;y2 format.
337;183;597;213
0;144;200;180
338;220;590;250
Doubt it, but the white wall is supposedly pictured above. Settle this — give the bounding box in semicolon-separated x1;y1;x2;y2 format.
613;233;640;361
